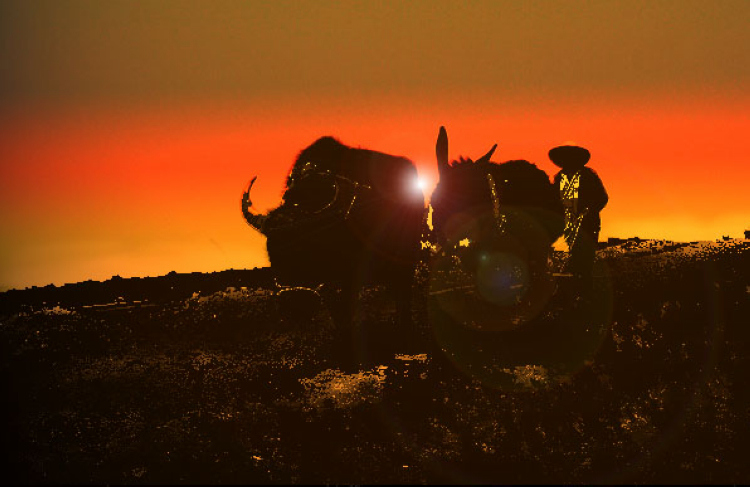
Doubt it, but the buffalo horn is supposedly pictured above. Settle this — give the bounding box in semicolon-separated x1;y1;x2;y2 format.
241;176;269;234
436;126;449;175
476;144;498;164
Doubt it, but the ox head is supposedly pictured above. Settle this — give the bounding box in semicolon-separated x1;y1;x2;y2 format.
241;137;355;235
241;167;343;236
431;126;498;246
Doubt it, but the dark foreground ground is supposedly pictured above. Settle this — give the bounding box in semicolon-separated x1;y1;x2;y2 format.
2;240;749;484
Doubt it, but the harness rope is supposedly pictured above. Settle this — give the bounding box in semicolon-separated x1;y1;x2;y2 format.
485;172;507;235
288;161;372;221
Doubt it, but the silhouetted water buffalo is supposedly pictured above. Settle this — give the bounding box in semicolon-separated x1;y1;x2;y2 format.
242;136;425;333
429;127;564;324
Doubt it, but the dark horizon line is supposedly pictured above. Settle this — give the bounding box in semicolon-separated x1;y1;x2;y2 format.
3;236;748;295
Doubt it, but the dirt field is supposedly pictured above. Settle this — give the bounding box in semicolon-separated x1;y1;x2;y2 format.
2;240;748;483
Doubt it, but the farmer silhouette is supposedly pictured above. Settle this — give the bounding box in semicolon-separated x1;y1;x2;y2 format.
549;145;608;293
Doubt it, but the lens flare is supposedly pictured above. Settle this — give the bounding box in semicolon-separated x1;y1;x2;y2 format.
414;177;427;191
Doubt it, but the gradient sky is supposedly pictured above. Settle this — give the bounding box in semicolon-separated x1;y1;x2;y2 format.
1;0;748;290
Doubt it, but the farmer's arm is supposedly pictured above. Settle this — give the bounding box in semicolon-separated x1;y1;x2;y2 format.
585;169;608;213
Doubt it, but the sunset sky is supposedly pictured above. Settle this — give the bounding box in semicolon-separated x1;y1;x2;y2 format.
1;0;748;291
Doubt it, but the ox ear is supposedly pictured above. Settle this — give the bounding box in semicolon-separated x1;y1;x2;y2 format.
436;126;449;176
476;144;498;165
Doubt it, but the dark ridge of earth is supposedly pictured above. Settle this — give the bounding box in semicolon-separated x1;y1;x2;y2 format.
0;267;277;315
1;239;748;484
0;239;723;313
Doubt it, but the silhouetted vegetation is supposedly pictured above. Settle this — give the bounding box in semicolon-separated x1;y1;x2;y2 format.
0;268;275;316
1;240;748;483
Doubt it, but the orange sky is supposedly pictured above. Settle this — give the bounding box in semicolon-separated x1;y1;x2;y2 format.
2;97;747;290
1;1;748;290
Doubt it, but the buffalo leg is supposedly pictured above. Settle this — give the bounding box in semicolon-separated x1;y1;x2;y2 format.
389;266;420;353
322;282;360;367
393;276;413;329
